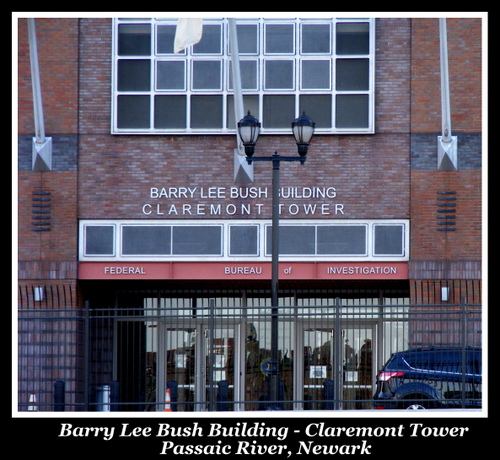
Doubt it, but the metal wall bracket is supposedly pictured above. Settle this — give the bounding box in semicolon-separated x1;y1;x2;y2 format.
437;135;457;171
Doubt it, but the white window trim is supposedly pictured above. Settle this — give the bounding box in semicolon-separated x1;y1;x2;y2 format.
79;219;409;262
111;18;375;135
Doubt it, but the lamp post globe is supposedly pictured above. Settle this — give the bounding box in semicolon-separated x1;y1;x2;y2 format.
237;111;261;157
292;111;315;156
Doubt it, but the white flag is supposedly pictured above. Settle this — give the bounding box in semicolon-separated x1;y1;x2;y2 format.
174;18;203;54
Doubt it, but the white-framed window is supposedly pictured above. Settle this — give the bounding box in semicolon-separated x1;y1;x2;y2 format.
79;219;408;262
112;18;375;135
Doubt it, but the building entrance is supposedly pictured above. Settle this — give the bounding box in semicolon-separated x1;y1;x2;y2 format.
136;294;384;411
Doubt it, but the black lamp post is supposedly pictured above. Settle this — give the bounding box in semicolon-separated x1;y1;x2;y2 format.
237;111;315;409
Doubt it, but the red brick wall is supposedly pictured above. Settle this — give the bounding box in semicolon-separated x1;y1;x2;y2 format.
410;170;481;261
76;18;412;221
17;18;79;135
410;18;482;134
17;18;79;279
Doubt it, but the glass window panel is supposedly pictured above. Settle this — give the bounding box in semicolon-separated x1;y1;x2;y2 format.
336;59;369;91
157;61;185;90
229;226;259;256
227;95;259;129
122;226;171;255
335;94;369;128
117;95;150;128
154;95;187;129
193;24;222;54
301;24;331;54
265;60;294;89
317;226;366;255
234;24;258;54
265;24;294;53
156;24;177;54
192;60;222;90
301;60;331;89
336;22;369;55
374;225;404;255
118;60;151;91
299;95;332;128
229;60;258;90
85;226;114;255
172;226;222;255
190;95;223;129
266;226;315;255
118;24;151;55
263;95;295;129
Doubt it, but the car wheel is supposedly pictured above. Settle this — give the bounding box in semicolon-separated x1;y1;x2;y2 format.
400;395;435;410
405;404;426;410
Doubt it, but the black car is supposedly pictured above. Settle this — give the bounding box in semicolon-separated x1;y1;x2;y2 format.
373;347;482;409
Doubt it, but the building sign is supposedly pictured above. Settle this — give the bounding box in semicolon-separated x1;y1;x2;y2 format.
142;186;345;216
78;262;408;280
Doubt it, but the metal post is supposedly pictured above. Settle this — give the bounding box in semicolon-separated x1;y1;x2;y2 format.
208;298;216;411
334;297;343;410
83;300;90;411
248;152;307;409
461;296;467;408
270;153;280;408
54;380;65;411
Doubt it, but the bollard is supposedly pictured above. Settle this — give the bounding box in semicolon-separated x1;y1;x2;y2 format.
323;379;335;410
54;380;65;411
96;385;110;411
109;381;120;412
28;393;38;411
217;380;229;411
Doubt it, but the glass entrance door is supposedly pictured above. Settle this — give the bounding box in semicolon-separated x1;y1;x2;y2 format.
296;324;375;410
204;326;236;411
158;322;238;411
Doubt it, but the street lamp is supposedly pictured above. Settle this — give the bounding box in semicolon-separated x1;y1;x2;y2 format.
237;111;315;409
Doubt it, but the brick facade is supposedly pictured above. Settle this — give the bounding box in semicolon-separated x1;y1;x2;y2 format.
16;16;483;411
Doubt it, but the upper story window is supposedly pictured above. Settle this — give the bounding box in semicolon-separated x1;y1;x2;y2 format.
112;18;375;135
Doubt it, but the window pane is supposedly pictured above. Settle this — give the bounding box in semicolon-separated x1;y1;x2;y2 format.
173;226;222;255
263;95;295;128
265;24;294;53
117;95;150;128
235;24;258;54
85;226;114;255
335;94;369;128
336;22;369;55
154;95;186;129
301;24;331;54
190;95;223;129
157;24;177;54
230;226;259;256
118;60;151;91
227;95;259;129
317;226;366;255
301;60;330;89
193;24;222;54
192;60;222;90
157;61;185;89
374;225;404;255
122;226;171;255
336;59;369;90
118;24;151;55
265;60;294;89
299;95;332;128
266;226;315;255
229;60;258;90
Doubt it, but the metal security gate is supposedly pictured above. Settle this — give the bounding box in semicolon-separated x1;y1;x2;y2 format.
17;284;482;411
